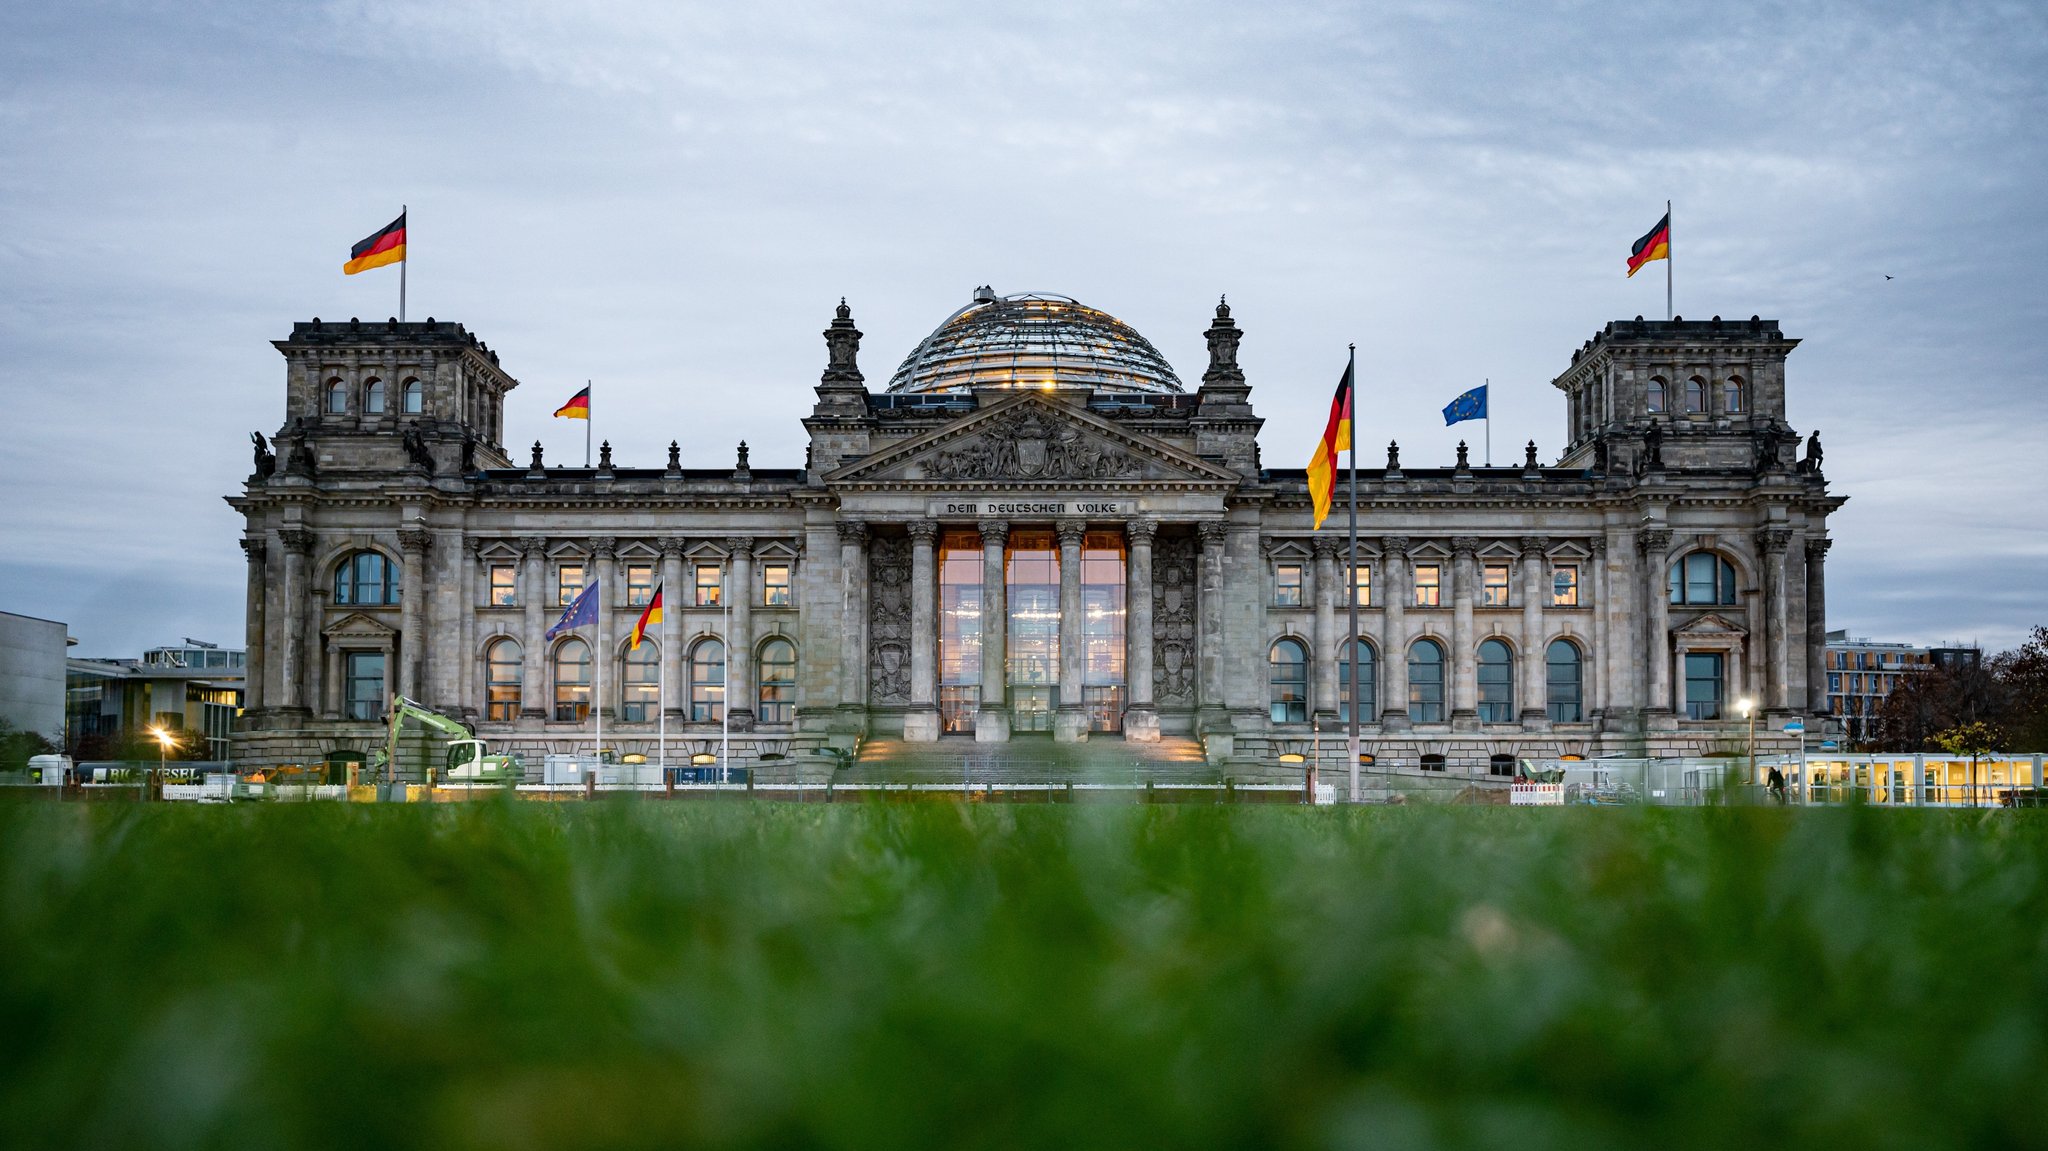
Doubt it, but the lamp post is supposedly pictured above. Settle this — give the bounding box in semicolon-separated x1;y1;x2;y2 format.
1737;697;1757;799
147;725;173;800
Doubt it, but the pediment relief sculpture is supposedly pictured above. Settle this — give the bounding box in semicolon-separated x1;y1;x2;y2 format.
924;409;1141;482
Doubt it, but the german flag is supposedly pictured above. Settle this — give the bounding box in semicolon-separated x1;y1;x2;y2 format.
1306;359;1353;530
630;587;663;650
1627;212;1670;278
553;385;591;420
343;212;406;275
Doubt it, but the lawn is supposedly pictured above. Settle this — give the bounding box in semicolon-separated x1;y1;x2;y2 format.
2;800;2043;1150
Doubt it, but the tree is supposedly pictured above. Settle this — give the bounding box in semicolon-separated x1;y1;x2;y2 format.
1989;626;2048;752
1868;661;2004;752
1933;720;2003;807
0;719;58;772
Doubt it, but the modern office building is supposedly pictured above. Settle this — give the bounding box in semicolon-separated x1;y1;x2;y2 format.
66;640;246;760
1823;630;1983;745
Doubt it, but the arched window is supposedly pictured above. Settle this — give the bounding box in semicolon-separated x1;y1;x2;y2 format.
485;638;522;722
1668;552;1738;606
1546;640;1583;723
690;639;725;723
621;640;659;722
1477;639;1514;723
1269;638;1308;724
401;377;423;414
758;639;796;724
1684;376;1706;414
333;550;400;605
1646;377;1667;414
553;638;590;722
1338;638;1376;725
364;377;386;415
324;377;348;414
1724;376;1745;413
1419;753;1446;772
1408;639;1445;724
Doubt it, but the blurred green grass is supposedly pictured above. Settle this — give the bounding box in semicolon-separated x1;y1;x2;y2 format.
2;801;2044;1150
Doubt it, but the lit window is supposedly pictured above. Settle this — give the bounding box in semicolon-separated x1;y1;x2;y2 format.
1684;652;1724;720
1477;639;1514;723
1408;639;1445;723
557;564;585;606
1269;639;1308;724
401;378;423;414
364;378;386;415
325;378;347;414
626;564;655;606
485;638;521;721
1546;640;1582;723
489;564;516;606
622;640;659;721
553;639;590;722
1684;377;1706;414
1338;638;1376;725
344;651;385;721
1668;552;1738;606
758;639;796;724
1552;565;1579;607
762;563;791;606
690;639;724;722
1347;564;1372;607
334;551;399;605
1412;564;1441;608
1725;376;1745;413
1274;563;1303;607
1482;564;1512;607
1646;377;1667;414
696;563;723;607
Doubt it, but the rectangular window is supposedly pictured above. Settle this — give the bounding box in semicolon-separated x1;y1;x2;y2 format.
1482;564;1512;607
1273;563;1303;607
1412;564;1441;608
1684;652;1724;721
556;564;585;606
695;563;723;607
1552;565;1579;607
345;651;386;722
626;563;655;606
1346;564;1372;607
762;563;792;606
939;531;983;733
489;564;516;607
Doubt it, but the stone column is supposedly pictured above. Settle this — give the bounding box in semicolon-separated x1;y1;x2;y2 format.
1312;537;1339;726
1450;537;1479;730
591;537;617;718
659;538;685;721
240;538;267;714
1123;519;1159;742
279;528;313;712
519;536;547;719
727;537;756;730
1196;520;1230;736
904;520;941;741
398;527;429;701
1519;537;1548;724
457;538;480;717
837;521;869;724
1804;537;1831;715
1759;527;1791;713
1055;519;1088;742
1589;535;1609;719
976;519;1010;742
1639;527;1674;718
1381;536;1409;729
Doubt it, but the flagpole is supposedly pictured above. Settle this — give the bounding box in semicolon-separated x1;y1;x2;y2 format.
720;559;732;785
585;379;593;468
657;628;666;775
1666;199;1673;322
399;204;407;323
1483;378;1491;467
1346;343;1361;805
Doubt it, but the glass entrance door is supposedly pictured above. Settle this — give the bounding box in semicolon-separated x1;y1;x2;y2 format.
1012;686;1055;733
1006;530;1059;735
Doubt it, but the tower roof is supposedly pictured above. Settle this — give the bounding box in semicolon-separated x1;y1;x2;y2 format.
885;289;1183;395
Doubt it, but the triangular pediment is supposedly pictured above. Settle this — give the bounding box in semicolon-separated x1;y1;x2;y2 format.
323;612;398;641
1675;611;1746;636
825;393;1240;487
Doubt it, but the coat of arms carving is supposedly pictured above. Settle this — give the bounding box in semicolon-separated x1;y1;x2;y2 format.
926;410;1140;481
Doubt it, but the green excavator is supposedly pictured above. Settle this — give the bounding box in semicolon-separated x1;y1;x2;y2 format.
370;696;523;786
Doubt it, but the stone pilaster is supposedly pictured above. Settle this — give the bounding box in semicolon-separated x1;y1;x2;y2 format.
519;536;547;719
1639;527;1674;719
1055;519;1088;742
1450;536;1479;730
240;538;267;713
837;521;868;723
658;538;685;721
904;520;940;741
1123;518;1159;741
1312;537;1339;726
398;527;430;700
1589;535;1609;719
726;536;756;730
1380;536;1410;729
1804;537;1831;715
1519;536;1548;724
1758;526;1791;713
1196;519;1231;737
591;537;617;719
976;519;1010;742
278;528;313;712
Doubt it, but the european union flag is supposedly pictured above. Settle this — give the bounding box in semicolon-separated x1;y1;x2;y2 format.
1443;384;1488;426
546;579;601;640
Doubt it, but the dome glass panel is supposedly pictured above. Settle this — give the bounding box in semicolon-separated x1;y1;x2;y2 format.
887;290;1183;395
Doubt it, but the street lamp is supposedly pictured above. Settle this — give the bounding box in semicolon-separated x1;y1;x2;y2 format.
1737;697;1757;797
147;725;173;799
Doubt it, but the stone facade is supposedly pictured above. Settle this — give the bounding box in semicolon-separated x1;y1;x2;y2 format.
229;300;1843;777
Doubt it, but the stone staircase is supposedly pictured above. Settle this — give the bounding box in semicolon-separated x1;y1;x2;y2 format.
839;735;1237;788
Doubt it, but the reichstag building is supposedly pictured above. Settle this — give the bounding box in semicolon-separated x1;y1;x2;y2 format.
229;288;1843;776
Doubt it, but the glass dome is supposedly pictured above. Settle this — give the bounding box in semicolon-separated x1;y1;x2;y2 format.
886;288;1184;395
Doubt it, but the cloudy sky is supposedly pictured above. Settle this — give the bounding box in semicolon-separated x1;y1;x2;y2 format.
2;0;2043;657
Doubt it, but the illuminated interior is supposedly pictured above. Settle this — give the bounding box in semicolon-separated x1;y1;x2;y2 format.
887;290;1184;395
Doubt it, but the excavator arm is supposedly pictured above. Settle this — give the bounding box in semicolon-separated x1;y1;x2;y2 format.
375;696;475;781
